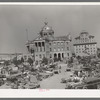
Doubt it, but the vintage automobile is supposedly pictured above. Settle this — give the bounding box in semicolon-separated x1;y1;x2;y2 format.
0;74;6;78
0;78;4;86
28;82;40;89
66;68;72;72
45;71;54;76
21;81;40;89
39;73;50;79
37;75;43;81
53;68;61;74
6;73;22;83
11;83;18;89
61;78;72;83
66;77;100;89
39;70;54;79
61;75;80;83
46;68;54;72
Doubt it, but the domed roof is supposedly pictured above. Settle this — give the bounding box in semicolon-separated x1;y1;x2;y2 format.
41;22;54;33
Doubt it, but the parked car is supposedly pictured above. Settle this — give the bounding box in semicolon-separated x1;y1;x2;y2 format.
61;78;72;83
53;68;60;74
28;82;40;89
0;79;4;86
23;82;40;89
0;74;6;78
45;71;54;76
66;68;71;72
39;71;53;79
66;77;100;89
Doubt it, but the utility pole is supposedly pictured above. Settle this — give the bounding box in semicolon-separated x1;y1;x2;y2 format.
26;29;29;42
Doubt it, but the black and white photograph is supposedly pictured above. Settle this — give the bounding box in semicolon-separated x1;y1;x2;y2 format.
0;3;100;90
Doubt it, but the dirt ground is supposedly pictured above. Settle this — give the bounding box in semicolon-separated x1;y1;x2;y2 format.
40;64;72;89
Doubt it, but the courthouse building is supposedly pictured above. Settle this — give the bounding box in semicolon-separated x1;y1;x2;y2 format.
73;32;97;56
26;22;72;61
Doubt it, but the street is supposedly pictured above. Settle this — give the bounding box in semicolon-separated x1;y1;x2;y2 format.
40;64;72;89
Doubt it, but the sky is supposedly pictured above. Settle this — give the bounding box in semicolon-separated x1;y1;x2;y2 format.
0;5;100;53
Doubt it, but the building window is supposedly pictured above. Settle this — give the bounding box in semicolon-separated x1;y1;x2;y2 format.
61;42;64;45
49;43;51;45
62;53;64;58
67;47;69;50
43;54;45;58
54;48;56;52
66;42;68;45
40;47;42;52
67;53;69;56
53;42;56;45
85;38;87;42
58;42;60;45
39;54;42;58
62;48;64;51
50;48;52;52
49;33;52;35
58;48;60;51
50;54;52;58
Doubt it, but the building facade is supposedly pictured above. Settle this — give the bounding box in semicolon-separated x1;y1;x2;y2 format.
0;53;23;60
26;22;72;61
73;32;97;56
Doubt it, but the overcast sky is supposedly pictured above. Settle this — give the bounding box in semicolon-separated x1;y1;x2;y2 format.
0;5;100;53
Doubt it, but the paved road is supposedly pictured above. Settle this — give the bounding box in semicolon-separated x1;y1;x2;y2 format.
40;64;72;89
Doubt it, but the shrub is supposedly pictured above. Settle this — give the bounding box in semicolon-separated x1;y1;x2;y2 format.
54;57;58;62
42;57;48;65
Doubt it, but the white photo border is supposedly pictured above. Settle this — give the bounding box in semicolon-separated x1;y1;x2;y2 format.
0;2;100;98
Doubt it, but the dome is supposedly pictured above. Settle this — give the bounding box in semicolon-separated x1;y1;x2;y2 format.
41;22;54;33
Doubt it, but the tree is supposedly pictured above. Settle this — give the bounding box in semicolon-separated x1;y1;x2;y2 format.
4;60;10;66
20;57;24;63
54;57;58;62
27;57;33;66
42;57;48;65
72;53;76;57
12;56;18;67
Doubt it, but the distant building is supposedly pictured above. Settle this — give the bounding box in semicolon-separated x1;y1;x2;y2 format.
26;22;72;61
0;53;23;60
97;48;100;58
73;32;97;56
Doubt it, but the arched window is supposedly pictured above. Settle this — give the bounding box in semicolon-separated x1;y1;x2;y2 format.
54;53;57;58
